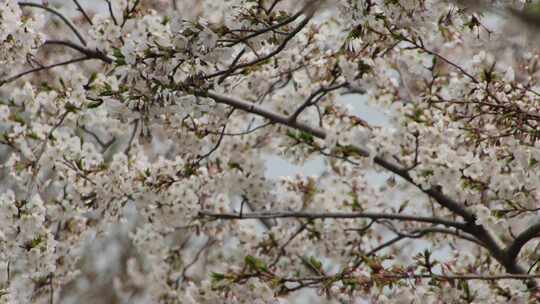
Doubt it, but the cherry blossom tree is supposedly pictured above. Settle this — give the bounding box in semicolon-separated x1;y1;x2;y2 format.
1;0;540;303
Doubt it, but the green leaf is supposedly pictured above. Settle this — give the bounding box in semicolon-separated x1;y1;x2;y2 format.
398;200;409;213
12;112;25;125
64;102;80;113
228;162;243;172
308;256;323;271
182;163;197;177
0;132;8;143
210;272;226;282
27;132;40;141
87;72;98;87
298;131;314;143
340;145;365;157
86;99;103;109
15;161;29;172
161;15;171;25
112;48;126;66
244;255;269;273
286;130;314;144
100;83;114;96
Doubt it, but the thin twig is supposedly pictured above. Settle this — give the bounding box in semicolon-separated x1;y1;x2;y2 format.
104;0;118;25
73;0;93;25
289;82;347;123
124;119;140;155
42;40;113;63
198;210;467;229
19;2;87;46
181;238;216;279
121;0;141;27
0;57;89;86
205;14;312;80
217;48;246;84
282;273;540;282
222;10;304;47
78;124;116;152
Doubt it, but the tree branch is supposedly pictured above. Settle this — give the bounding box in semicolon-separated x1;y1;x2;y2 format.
73;0;93;25
221;10;304;47
383;227;485;251
19;2;88;46
199;90;533;285
285;273;540;283
198;210;468;229
289;82;348;123
42;40;113;64
506;221;540;263
201;91;326;138
205;14;312;80
105;0;118;26
0;56;90;86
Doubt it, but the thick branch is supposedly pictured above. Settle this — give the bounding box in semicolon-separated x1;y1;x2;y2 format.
506;221;540;263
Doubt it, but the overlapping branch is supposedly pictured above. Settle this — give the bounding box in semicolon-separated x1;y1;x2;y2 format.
205;13;313;80
200;90;536;286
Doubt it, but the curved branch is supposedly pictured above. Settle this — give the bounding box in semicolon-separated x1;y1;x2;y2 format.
18;2;87;46
202;92;475;220
348;226;484;274
42;40;113;64
367;227;485;255
289;82;348;123
506;221;540;263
